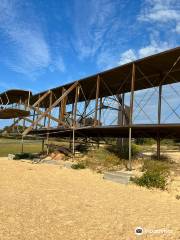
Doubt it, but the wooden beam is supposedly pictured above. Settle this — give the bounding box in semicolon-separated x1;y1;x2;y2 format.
23;117;44;127
94;75;100;126
73;85;80;127
32;90;51;107
26;105;64;125
129;63;136;171
48;91;53;128
22;81;79;136
98;97;102;125
60;87;67;122
158;85;162;124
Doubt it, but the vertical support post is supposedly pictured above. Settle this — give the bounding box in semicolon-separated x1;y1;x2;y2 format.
58;104;61;126
129;63;135;170
35;95;40;130
121;93;125;126
23;100;27;130
47;91;52;155
72;128;75;156
21;136;24;153
48;91;52;129
94;75;100;126
98;97;102;125
32;109;36;122
121;93;125;150
72;85;79;157
60;88;67;124
73;85;80;127
43;108;47;127
157;84;162;160
42;139;45;152
71;102;74;127
158;85;162;125
12;118;15;132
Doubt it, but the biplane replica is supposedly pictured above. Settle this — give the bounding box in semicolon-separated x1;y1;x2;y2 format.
0;90;31;119
0;47;180;166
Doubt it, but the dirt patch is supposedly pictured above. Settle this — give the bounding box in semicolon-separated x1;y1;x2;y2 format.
0;157;179;240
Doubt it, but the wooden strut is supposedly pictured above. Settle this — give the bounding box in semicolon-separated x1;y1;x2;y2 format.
94;75;100;126
129;63;135;171
73;85;80;127
3;90;52;134
98;97;102;125
47;91;53;155
22;81;79;136
157;82;162;160
60;88;67;123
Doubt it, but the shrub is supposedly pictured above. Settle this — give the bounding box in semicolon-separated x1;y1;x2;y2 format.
14;152;35;160
71;162;86;169
132;171;167;190
132;160;170;190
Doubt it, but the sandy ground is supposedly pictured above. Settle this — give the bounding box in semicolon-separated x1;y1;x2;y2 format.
0;157;180;240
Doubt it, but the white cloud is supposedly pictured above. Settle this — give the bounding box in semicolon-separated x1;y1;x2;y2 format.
118;38;172;65
138;39;170;58
138;0;180;33
118;49;137;65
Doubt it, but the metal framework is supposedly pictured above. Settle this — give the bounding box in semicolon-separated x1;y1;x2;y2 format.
0;47;180;169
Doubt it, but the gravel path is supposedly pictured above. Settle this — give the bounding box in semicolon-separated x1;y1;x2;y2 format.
0;158;179;240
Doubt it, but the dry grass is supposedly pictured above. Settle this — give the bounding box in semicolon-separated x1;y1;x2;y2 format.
0;157;180;240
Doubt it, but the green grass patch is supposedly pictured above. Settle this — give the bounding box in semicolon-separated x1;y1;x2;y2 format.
0;138;42;156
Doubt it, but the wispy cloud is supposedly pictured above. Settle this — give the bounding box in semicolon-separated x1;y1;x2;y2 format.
0;0;65;78
71;0;126;60
138;0;180;33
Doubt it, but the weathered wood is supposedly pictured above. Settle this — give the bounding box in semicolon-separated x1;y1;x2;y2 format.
48;91;53;128
32;90;51;107
129;63;135;171
60;88;67;122
94;75;100;126
73;85;80;127
22;81;79;136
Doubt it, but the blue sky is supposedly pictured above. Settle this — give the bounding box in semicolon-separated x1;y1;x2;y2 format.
0;0;180;127
0;0;179;93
